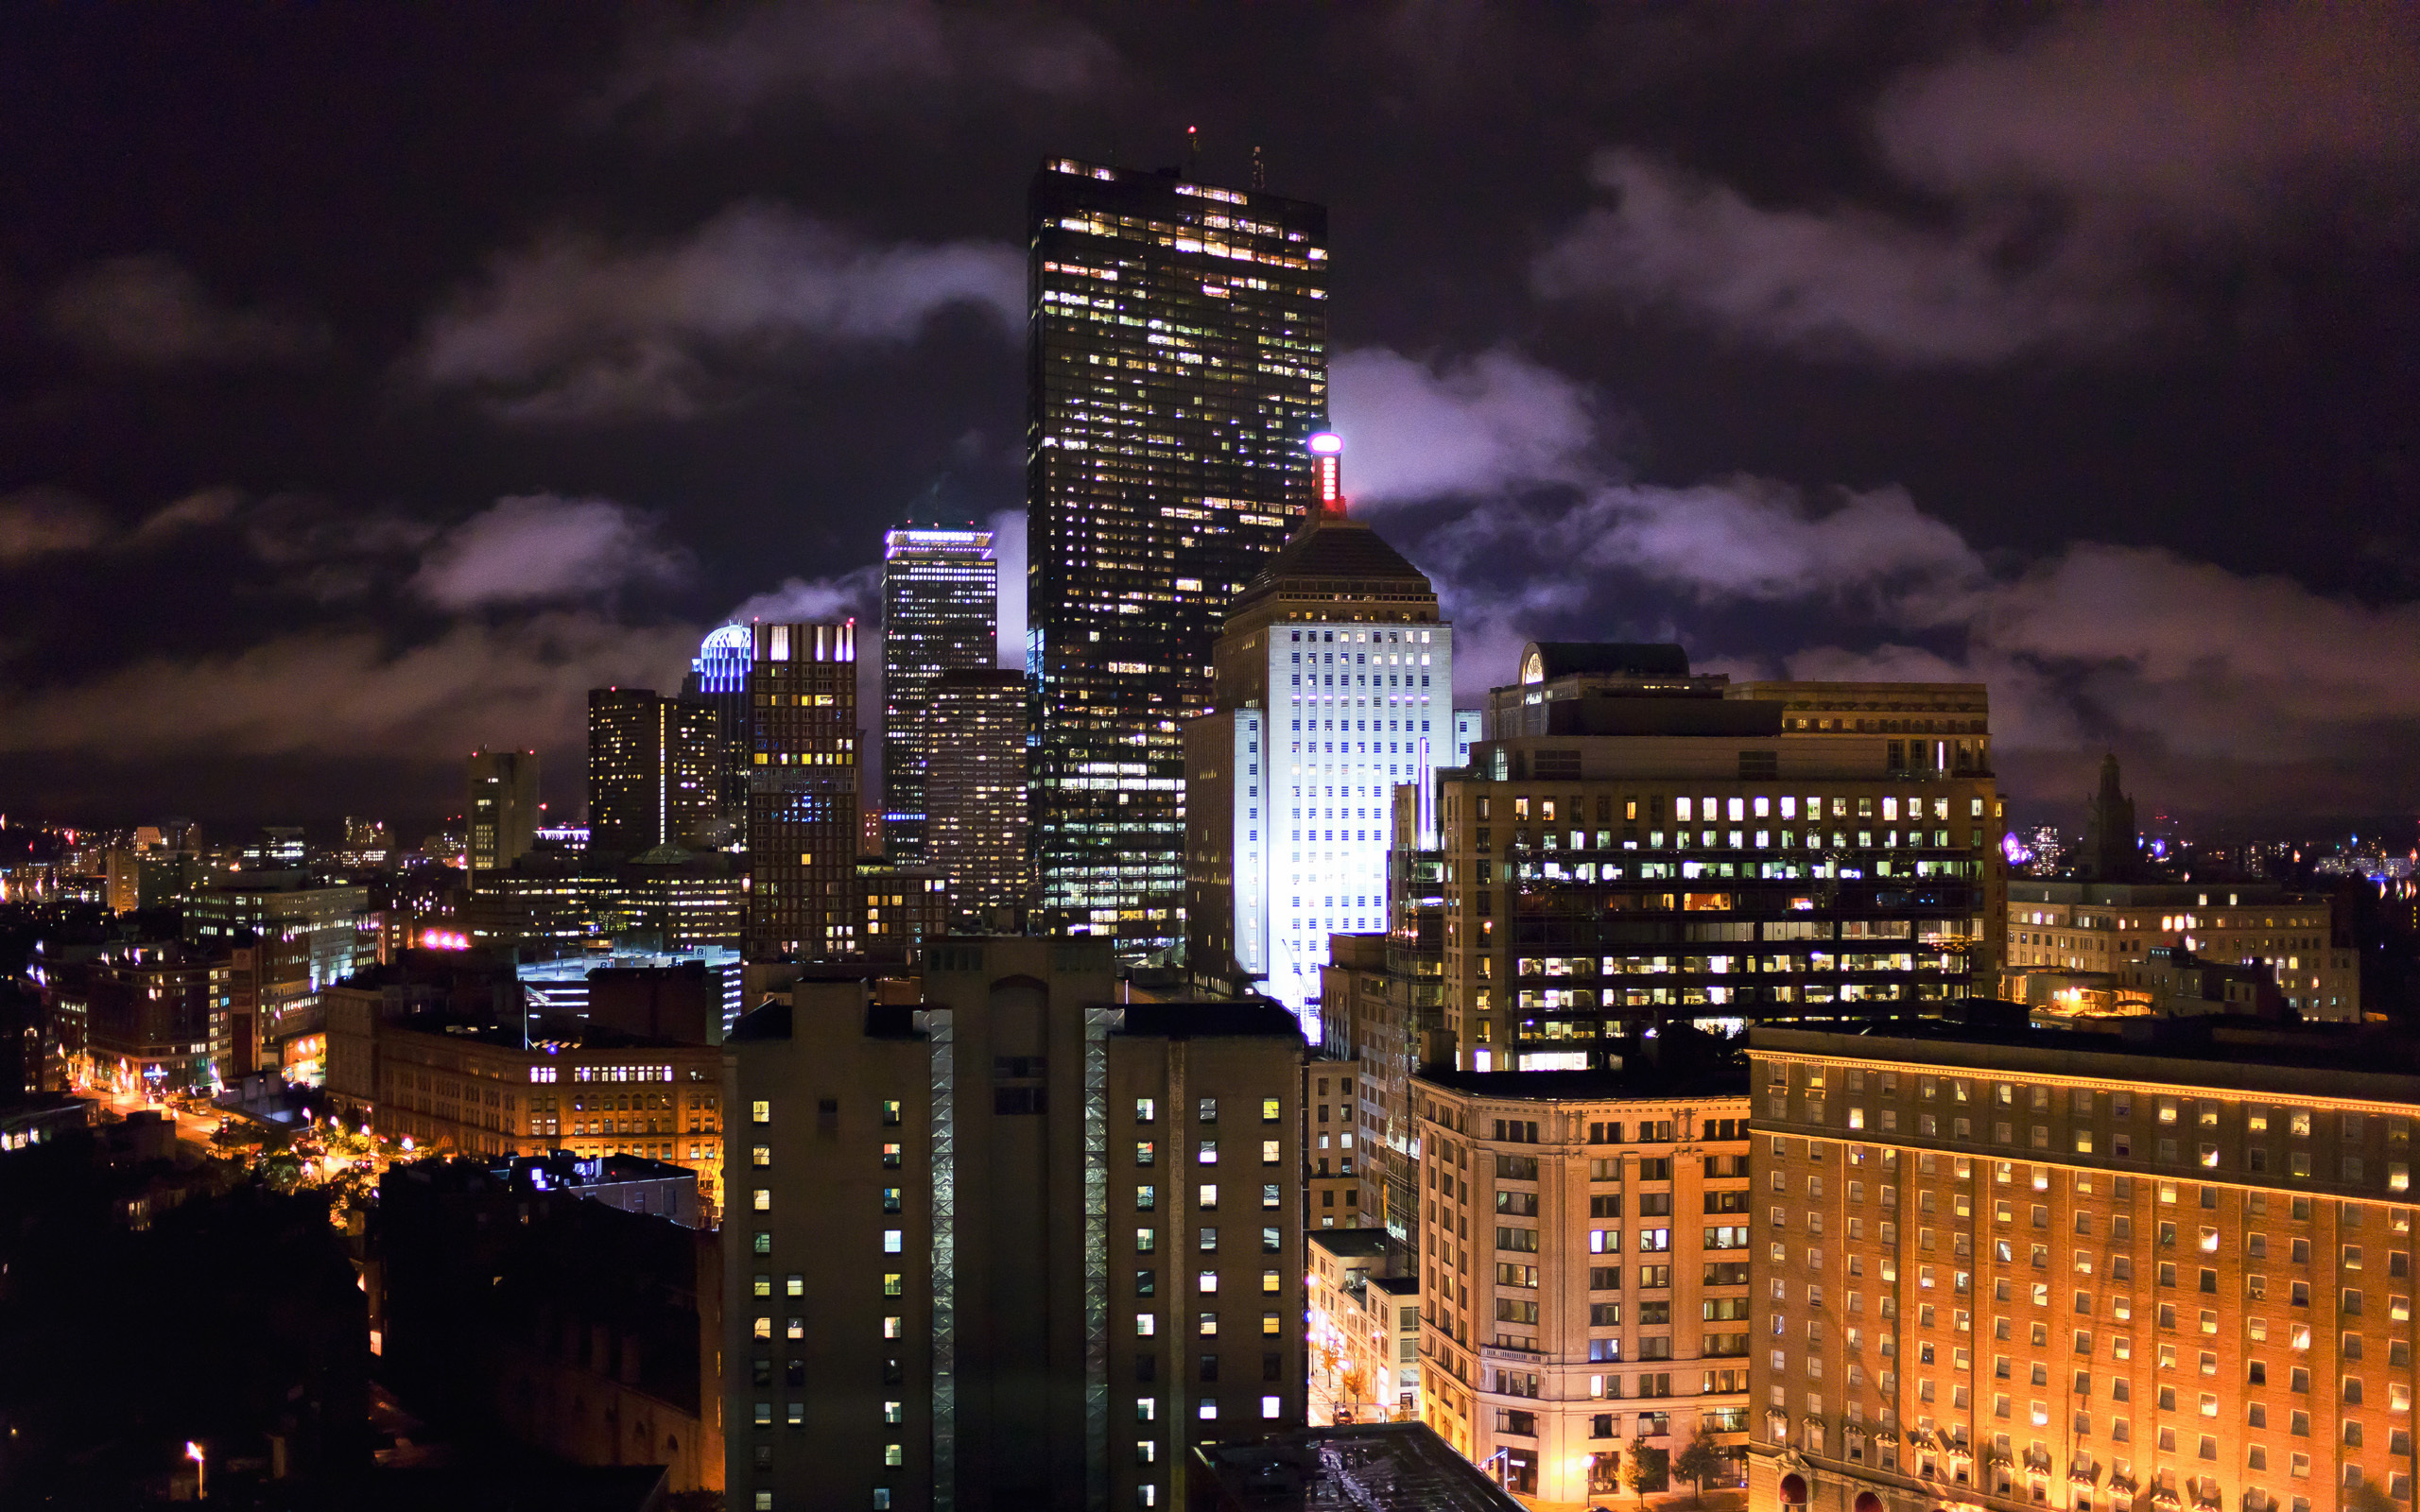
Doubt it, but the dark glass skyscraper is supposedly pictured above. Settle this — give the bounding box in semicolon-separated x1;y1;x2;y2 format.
586;688;719;858
1026;158;1329;961
879;527;997;864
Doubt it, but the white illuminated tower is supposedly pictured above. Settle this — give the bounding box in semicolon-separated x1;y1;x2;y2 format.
1184;435;1453;1031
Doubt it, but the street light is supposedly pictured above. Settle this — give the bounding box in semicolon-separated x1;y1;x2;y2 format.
186;1440;204;1499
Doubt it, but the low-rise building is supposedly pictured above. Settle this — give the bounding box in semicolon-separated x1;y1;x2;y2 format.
1191;1421;1526;1511
1413;1048;1753;1503
2007;880;2359;1020
377;1154;721;1493
325;959;723;1211
1308;1228;1419;1422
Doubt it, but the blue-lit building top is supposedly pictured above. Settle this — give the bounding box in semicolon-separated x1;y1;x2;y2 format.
691;623;753;696
683;624;755;850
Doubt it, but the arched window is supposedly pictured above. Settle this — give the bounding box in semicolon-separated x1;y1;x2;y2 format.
1780;1472;1809;1505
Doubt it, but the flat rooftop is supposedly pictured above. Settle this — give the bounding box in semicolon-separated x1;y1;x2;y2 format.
1414;1059;1748;1104
1753;1018;2420;1102
1192;1422;1527;1512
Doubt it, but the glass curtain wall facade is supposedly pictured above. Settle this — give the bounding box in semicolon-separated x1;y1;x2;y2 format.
880;528;997;865
1026;157;1329;962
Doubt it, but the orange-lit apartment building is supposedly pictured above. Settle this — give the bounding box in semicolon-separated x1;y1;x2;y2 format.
1748;1019;2420;1512
1413;1059;1754;1504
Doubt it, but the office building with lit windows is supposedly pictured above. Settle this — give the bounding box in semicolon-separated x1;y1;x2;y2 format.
722;937;1307;1511
683;624;756;848
1748;1018;2420;1512
1431;644;2006;1070
1184;438;1452;1027
925;667;1030;929
743;621;860;962
1411;1057;1753;1505
1027;157;1330;964
881;528;998;864
467;748;541;875
588;688;723;857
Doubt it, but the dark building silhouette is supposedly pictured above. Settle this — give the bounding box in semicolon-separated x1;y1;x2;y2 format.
466;748;541;875
587;688;722;858
2079;750;2140;880
724;939;1309;1510
377;1155;721;1493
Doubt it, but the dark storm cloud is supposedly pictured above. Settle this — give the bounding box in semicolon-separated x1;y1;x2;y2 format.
45;254;328;368
408;203;1024;422
0;488;112;563
0;614;702;764
597;0;1120;131
0;484;251;564
1536;3;2420;365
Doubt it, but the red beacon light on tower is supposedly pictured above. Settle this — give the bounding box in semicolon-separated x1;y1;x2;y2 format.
1306;432;1344;515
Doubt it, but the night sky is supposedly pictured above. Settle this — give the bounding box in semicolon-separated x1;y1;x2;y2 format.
3;3;2414;841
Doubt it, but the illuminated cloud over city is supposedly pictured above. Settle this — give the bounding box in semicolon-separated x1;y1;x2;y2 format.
2;2;2415;833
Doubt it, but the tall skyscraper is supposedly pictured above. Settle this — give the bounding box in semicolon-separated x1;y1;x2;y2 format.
925;667;1029;929
881;527;998;864
743;620;860;961
1027;157;1331;963
586;689;721;858
465;748;539;875
683;623;755;849
1184;437;1454;1024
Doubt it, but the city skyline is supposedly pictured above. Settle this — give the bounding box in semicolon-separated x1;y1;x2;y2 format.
3;8;2414;837
6;11;2420;1510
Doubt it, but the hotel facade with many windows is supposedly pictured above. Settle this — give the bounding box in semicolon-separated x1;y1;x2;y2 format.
1412;1063;1754;1504
1747;1020;2420;1512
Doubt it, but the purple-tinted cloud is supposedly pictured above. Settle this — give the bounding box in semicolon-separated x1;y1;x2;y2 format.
1534;6;2420;365
725;563;880;627
412;203;1024;421
412;494;688;611
1328;347;1599;506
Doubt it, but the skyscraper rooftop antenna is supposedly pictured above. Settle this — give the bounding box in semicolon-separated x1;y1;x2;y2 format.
1252;145;1266;191
1187;125;1200;175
